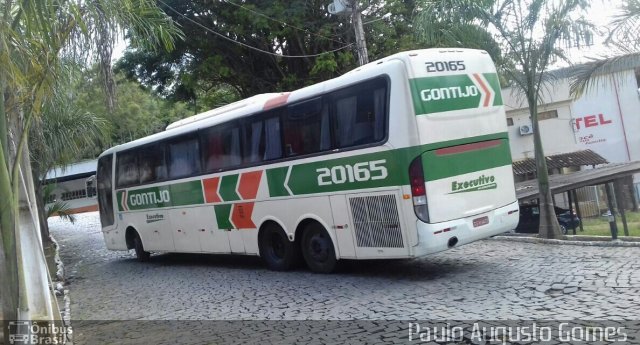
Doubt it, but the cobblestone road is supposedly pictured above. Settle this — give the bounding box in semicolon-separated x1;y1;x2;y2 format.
50;212;640;343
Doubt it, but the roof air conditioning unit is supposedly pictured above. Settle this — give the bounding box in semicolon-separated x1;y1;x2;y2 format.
519;124;534;135
328;0;352;15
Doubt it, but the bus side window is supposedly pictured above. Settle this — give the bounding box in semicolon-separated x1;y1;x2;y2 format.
244;112;282;164
201;123;242;172
167;135;201;179
116;151;139;188
139;144;167;184
283;97;329;157
332;78;387;148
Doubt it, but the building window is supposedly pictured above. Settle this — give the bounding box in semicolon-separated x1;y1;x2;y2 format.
60;189;88;201
538;110;558;121
506;117;514;126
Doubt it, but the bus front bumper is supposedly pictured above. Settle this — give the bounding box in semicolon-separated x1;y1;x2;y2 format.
412;201;520;257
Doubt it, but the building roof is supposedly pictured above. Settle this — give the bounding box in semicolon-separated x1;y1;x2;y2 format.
512;150;608;175
44;160;97;183
515;161;640;202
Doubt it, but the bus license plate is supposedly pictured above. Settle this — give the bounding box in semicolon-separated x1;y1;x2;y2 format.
473;216;489;228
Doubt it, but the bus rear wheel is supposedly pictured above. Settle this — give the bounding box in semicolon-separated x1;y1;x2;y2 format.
301;223;337;273
133;232;150;262
259;223;297;271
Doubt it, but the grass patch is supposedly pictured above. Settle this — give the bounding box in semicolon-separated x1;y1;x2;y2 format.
574;211;640;237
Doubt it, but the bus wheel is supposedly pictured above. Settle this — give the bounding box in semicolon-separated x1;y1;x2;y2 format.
133;232;150;262
301;222;337;273
259;223;297;271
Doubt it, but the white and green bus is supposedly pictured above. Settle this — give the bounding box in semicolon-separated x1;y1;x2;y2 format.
96;48;519;273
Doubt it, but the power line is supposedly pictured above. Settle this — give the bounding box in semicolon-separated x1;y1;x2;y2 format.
223;0;346;45
158;0;353;59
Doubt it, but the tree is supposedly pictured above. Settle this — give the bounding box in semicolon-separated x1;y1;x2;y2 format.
74;69;194;145
116;0;422;109
415;0;593;239
29;66;110;242
570;0;640;96
0;0;180;337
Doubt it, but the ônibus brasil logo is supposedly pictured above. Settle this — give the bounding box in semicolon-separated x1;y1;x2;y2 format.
449;174;497;194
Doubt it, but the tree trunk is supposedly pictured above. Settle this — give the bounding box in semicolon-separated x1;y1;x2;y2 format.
35;179;51;245
528;90;562;239
0;92;19;342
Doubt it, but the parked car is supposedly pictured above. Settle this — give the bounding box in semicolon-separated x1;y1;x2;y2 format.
515;205;580;234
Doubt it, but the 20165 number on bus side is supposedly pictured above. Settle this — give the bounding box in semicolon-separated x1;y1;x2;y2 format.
96;48;519;273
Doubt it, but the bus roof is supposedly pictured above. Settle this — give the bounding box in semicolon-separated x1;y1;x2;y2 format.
99;48;487;157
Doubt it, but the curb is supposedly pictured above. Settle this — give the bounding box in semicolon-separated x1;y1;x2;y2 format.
491;235;640;247
50;235;72;335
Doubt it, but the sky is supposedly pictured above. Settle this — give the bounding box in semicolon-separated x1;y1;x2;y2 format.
555;0;628;68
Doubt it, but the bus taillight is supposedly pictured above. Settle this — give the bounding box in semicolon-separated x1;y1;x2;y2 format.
409;157;429;223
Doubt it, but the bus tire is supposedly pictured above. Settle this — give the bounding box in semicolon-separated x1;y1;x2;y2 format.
301;222;337;273
259;223;297;271
133;232;150;262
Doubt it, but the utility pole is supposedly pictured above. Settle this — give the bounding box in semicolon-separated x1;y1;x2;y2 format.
328;0;369;65
350;0;368;65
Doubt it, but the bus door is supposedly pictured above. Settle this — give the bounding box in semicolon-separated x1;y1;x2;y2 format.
97;155;115;229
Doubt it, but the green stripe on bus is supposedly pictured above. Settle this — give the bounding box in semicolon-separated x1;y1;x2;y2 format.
410;73;502;115
215;204;234;229
484;73;503;106
116;191;124;211
421;139;512;181
268;132;509;196
170;180;204;206
115;132;510;210
117;181;202;211
266;167;290;197
219;174;240;201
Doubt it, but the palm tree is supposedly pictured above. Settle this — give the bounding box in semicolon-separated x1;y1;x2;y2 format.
415;0;593;239
0;0;182;336
42;184;77;224
30;68;110;242
570;0;640;95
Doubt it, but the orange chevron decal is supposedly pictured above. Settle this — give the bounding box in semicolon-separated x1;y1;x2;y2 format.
203;177;222;203
473;73;492;107
231;202;256;229
238;171;262;200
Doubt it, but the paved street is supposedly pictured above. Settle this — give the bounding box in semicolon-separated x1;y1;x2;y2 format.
50;212;640;343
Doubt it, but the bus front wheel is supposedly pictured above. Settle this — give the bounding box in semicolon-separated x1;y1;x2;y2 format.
133;232;150;262
259;223;298;271
301;223;337;273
